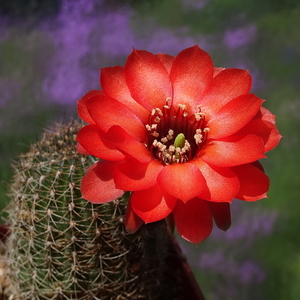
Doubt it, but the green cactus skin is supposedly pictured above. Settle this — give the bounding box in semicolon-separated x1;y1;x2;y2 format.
5;120;177;300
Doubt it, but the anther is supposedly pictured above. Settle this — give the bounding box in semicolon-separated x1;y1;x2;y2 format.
194;129;203;145
167;129;174;140
152;131;159;137
169;145;175;152
155;108;163;116
178;104;187;110
154;116;161;123
195;113;204;121
166;97;172;105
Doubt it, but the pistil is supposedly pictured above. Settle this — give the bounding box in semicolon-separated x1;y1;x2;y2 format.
174;133;186;149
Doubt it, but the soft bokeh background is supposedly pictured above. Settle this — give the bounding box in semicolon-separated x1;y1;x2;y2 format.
0;0;299;299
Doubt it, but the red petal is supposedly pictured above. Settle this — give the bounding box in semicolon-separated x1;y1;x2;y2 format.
86;93;146;141
125;200;144;234
200;134;266;167
81;161;124;204
260;106;277;124
249;107;282;151
173;198;213;244
201;68;252;119
156;53;175;74
76;125;126;161
106;125;152;164
114;159;163;191
130;185;177;223
170;45;213;112
192;158;240;202
157;162;207;202
125;49;172;111
207;94;264;139
238;118;282;152
209;202;231;231
231;163;270;201
77;90;102;124
100;66;149;123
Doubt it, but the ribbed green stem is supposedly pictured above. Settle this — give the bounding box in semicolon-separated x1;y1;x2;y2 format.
6;121;171;300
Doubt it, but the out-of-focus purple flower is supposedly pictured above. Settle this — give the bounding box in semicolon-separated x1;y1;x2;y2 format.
139;27;208;55
41;0;206;105
211;201;277;248
198;251;266;299
98;8;137;57
42;0;100;104
239;260;266;284
90;9;208;57
223;24;257;49
198;251;234;275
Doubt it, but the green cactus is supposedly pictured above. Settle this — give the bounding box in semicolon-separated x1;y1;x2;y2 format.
5;120;182;300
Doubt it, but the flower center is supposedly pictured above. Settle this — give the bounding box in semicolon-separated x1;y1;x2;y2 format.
145;100;209;165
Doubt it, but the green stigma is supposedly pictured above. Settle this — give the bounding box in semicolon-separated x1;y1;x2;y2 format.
174;133;186;148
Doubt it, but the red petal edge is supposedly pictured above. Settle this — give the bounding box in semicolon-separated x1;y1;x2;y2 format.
81;161;124;203
170;45;214;112
157;163;207;202
76;125;125;161
125;199;144;234
209;202;231;231
106;125;152;164
130;185;177;223
173;198;213;244
231;163;270;201
192;158;239;203
125;49;172;111
77;90;102;124
114;159;163;191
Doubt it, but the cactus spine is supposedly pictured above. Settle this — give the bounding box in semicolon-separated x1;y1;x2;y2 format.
6;120;176;300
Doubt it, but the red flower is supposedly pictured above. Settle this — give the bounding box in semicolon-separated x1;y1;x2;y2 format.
76;45;281;244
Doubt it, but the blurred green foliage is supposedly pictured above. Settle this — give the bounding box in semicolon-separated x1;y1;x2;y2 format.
0;27;66;211
134;0;299;33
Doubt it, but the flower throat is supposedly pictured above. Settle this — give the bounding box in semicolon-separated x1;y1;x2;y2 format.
146;99;209;165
